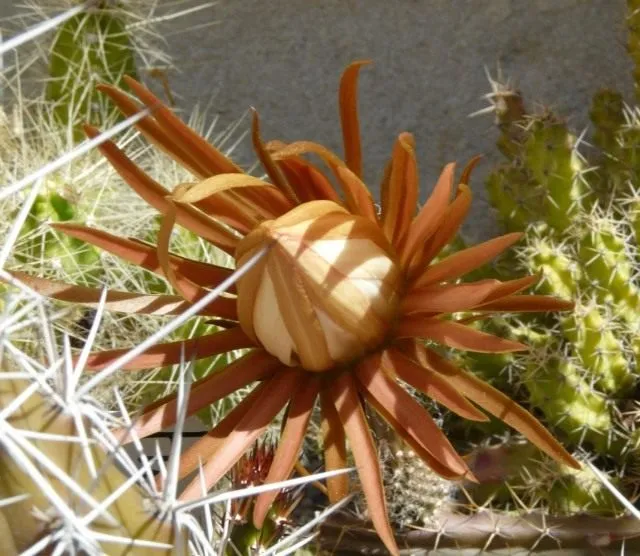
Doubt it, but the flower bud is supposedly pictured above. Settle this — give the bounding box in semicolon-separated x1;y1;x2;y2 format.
235;200;402;372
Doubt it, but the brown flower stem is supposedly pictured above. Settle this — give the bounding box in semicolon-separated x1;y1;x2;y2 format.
318;511;640;553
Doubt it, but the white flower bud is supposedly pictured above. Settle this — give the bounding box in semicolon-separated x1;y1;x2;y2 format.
236;200;402;371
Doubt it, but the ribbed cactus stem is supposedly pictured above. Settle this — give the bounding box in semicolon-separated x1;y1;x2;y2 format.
486;166;540;232
563;301;631;395
524;355;612;453
548;465;623;515
525;227;579;301
524;235;633;396
576;216;640;325
46;2;137;140
0;378;180;554
523;116;590;231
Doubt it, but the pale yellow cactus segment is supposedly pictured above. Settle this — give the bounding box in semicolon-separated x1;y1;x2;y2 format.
0;378;180;555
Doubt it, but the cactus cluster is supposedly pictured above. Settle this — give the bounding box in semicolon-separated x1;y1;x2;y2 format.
8;2;640;555
441;2;640;518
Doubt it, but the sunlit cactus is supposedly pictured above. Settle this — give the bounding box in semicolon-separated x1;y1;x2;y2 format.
13;188;101;286
45;2;137;140
450;14;640;516
0;377;180;554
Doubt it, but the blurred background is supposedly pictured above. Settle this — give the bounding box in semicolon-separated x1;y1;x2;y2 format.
0;0;631;238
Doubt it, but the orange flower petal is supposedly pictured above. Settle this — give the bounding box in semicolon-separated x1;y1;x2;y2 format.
123;76;242;176
116;349;277;442
400;162;455;267
412;232;523;289
414;183;472;272
172;174;274;204
5;271;233;317
97;83;210;178
82;327;254;372
356;356;471;476
385;347;489;422
476;294;574;313
339;60;371;178
271;141;365;211
423;348;580;469
155;203;237;320
335;166;378;222
474;274;540;305
253;378;320;528
171;174;286;232
273;155;341;204
320;389;350;503
363;390;471;481
183;177;294;233
180;370;301;500
402;279;504;315
251;110;300;204
84;124;239;254
51;223;235;291
459;155;483;186
397;317;528;353
381;133;418;248
328;372;399;556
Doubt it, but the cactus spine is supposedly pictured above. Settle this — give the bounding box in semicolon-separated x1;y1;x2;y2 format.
0;378;180;555
45;2;137;141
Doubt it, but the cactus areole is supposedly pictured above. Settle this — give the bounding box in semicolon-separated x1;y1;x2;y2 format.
10;61;581;556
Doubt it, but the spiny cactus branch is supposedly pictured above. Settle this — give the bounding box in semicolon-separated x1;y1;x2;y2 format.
320;510;640;553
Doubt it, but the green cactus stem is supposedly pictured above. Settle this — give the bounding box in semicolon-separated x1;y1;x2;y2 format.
14;189;100;286
45;2;137;141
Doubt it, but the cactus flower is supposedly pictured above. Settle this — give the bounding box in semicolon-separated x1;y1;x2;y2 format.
235;199;402;371
9;62;580;555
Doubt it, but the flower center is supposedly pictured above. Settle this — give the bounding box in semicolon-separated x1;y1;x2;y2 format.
235;200;402;372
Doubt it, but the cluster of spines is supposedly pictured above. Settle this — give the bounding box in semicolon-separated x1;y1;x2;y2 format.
44;2;137;141
446;8;640;511
0;374;180;554
378;441;452;530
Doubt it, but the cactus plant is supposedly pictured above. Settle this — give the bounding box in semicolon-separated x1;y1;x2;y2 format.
447;2;640;518
0;377;180;554
45;2;138;141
